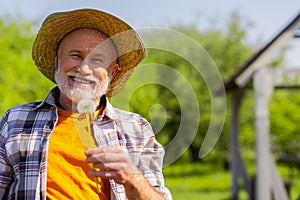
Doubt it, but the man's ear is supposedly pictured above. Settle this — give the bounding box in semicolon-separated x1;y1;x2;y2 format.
111;63;120;79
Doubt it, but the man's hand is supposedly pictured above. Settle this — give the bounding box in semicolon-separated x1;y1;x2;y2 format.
85;146;139;184
85;146;165;200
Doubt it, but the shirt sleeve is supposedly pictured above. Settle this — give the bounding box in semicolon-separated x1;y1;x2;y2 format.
139;118;172;200
0;112;14;198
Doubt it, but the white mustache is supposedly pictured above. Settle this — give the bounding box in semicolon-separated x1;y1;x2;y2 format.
66;71;99;83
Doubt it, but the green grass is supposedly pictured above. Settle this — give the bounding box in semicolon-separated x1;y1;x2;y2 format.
163;161;233;200
163;160;300;200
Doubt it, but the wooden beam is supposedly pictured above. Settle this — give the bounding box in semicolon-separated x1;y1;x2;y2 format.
235;30;294;87
267;68;300;86
237;153;254;200
271;162;289;200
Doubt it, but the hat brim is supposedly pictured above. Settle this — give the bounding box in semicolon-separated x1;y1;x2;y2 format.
32;8;145;97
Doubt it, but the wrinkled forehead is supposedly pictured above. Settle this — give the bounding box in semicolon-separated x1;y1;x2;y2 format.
58;28;118;57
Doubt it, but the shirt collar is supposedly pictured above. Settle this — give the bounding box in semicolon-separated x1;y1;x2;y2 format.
31;87;59;110
98;96;117;121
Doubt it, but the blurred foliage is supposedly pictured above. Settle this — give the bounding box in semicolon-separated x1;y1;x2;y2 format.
270;90;300;155
0;18;55;115
113;12;254;163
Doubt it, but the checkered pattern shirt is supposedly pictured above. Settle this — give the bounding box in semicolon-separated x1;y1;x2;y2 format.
0;87;172;200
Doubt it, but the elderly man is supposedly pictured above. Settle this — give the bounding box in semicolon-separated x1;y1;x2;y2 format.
0;8;172;200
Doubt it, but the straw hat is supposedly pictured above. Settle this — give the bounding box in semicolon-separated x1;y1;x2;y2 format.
32;8;145;97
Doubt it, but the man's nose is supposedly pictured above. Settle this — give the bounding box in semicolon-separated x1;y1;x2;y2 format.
77;63;92;75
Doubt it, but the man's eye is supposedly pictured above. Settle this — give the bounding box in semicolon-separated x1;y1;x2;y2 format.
92;58;105;64
70;54;81;58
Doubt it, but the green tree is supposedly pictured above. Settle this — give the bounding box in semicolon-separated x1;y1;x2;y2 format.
0;17;55;115
270;90;300;155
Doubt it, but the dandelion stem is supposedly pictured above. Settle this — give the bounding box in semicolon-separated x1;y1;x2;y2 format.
86;113;100;193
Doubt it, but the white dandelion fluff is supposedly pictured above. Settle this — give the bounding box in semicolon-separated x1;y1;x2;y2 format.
77;99;96;114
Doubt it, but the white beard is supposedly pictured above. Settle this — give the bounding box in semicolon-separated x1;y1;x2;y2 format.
54;67;111;103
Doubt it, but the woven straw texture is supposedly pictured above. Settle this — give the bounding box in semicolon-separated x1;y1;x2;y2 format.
32;8;145;97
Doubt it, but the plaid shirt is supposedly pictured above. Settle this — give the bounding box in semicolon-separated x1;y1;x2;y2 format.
0;87;172;200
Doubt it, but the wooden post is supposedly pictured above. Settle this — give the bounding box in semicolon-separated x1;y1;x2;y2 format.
253;68;273;200
230;88;254;200
253;68;291;200
230;89;244;200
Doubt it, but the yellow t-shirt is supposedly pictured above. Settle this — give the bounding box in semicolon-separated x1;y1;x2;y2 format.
46;107;109;200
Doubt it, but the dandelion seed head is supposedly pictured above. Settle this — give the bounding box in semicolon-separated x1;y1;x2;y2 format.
77;99;96;114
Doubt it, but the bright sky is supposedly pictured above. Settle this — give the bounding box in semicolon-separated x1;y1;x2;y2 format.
0;0;299;66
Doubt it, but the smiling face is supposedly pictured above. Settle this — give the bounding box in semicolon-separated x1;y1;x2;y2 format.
55;28;119;111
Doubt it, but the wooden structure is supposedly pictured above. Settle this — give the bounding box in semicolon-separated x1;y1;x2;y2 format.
225;11;300;200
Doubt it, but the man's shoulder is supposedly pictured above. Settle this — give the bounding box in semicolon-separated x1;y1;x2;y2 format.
113;107;146;122
1;100;56;131
2;101;51;120
6;101;43;112
0;102;44;127
112;107;138;116
111;107;155;137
